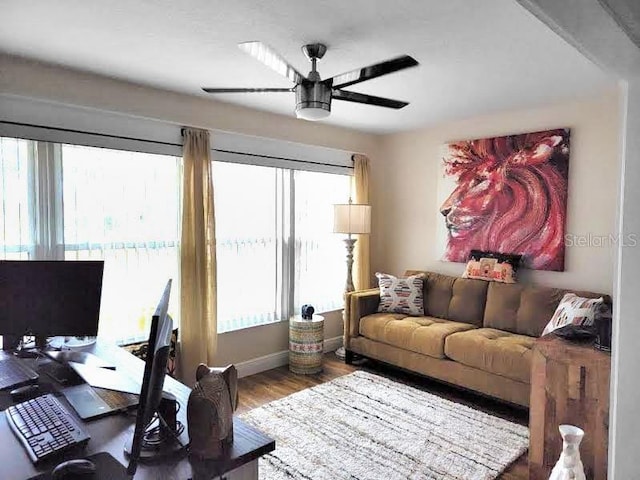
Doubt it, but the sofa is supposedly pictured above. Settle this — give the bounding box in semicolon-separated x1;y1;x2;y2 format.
344;270;610;407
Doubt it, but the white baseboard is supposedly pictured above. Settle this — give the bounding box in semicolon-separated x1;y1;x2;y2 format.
323;335;344;353
236;335;343;378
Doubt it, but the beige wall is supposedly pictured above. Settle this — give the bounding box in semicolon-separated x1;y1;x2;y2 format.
0;54;377;366
371;88;620;294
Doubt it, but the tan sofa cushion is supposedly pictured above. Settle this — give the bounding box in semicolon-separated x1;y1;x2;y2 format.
448;277;488;326
406;271;487;326
359;313;477;359
444;328;535;383
484;282;610;337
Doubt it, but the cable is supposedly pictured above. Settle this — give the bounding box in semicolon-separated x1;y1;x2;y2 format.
140;402;186;450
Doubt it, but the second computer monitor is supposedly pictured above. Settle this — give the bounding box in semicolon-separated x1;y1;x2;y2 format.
0;260;104;339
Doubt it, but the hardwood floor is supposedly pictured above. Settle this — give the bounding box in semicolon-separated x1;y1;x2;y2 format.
237;352;529;479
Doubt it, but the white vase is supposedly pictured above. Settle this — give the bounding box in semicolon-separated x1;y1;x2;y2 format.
549;424;586;480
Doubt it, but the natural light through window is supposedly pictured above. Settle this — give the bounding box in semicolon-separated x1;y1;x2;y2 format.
62;145;181;344
214;161;279;332
214;162;350;333
0;138;180;345
294;170;350;314
1;135;351;340
0;137;31;260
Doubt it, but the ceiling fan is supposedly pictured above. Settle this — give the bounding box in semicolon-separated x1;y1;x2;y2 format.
202;41;419;121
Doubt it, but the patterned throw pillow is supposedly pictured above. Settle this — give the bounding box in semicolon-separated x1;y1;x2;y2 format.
541;293;604;336
462;250;522;284
375;272;425;316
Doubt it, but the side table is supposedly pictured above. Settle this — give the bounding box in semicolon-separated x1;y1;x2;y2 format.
529;335;610;480
289;314;324;374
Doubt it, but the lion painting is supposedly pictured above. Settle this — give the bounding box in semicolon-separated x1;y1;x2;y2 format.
439;129;570;271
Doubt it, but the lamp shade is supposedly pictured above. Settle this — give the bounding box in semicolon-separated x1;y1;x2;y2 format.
333;204;371;234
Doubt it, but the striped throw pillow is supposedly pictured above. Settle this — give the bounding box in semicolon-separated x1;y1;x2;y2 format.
375;272;425;316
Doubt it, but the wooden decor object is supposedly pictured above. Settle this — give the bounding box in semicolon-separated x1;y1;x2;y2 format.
187;363;239;460
529;336;610;480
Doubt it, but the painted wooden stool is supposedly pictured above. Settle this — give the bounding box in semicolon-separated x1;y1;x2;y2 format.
289;314;324;374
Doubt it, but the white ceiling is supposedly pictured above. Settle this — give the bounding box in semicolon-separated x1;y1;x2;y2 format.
0;0;617;134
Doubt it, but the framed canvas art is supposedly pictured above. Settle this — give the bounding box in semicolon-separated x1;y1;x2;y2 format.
437;128;570;271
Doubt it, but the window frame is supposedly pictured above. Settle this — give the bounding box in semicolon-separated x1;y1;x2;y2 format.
1;101;356;335
213;162;351;334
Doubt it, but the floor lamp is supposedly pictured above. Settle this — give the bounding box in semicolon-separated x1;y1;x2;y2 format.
333;200;371;359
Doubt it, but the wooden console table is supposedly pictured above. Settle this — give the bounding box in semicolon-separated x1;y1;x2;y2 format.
529;336;610;480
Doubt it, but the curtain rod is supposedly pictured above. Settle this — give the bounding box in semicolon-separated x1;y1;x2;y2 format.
214;149;354;170
3;121;354;170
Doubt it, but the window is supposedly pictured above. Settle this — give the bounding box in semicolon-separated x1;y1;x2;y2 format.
0;137;32;260
294;170;351;314
0;138;180;345
1;134;351;338
214;162;350;333
214;162;280;332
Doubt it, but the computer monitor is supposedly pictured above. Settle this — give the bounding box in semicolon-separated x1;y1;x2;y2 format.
0;260;104;344
126;279;177;475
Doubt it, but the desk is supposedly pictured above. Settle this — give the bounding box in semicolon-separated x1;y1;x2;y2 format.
0;340;275;480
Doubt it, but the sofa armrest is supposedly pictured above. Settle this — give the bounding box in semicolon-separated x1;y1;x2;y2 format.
344;288;380;349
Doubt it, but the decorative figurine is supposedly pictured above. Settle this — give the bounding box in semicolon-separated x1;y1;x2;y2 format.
549;424;586;480
187;364;238;460
301;304;315;320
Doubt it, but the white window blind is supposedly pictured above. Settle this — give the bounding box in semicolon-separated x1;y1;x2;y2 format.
294;170;350;314
0;137;31;259
0;137;180;345
61;144;181;344
214;161;350;333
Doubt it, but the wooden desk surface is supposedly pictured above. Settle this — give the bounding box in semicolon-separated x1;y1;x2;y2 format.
0;340;274;480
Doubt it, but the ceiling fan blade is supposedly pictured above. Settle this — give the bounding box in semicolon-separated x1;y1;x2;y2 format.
238;41;305;84
328;55;418;89
202;87;293;93
332;89;409;109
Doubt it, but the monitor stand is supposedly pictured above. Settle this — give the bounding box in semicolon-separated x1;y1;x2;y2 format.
48;336;97;349
3;335;47;357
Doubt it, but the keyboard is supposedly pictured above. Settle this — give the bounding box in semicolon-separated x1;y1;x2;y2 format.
0;352;39;390
6;394;90;463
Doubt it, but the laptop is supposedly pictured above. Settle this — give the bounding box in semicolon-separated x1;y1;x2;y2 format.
62;383;139;420
0;351;39;390
58;362;141;420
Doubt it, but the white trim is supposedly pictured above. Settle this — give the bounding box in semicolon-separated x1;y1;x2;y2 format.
323;335;344;353
236;335;343;378
0;94;183;156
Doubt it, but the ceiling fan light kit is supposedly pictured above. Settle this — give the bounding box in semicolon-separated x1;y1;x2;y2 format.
295;81;331;120
202;41;418;121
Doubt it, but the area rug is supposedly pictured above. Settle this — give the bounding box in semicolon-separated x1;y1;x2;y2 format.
240;370;529;480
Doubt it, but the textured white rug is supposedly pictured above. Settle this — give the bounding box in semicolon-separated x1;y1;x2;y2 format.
241;370;529;480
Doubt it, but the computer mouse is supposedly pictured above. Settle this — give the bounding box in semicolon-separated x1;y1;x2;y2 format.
9;383;39;400
51;458;96;479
